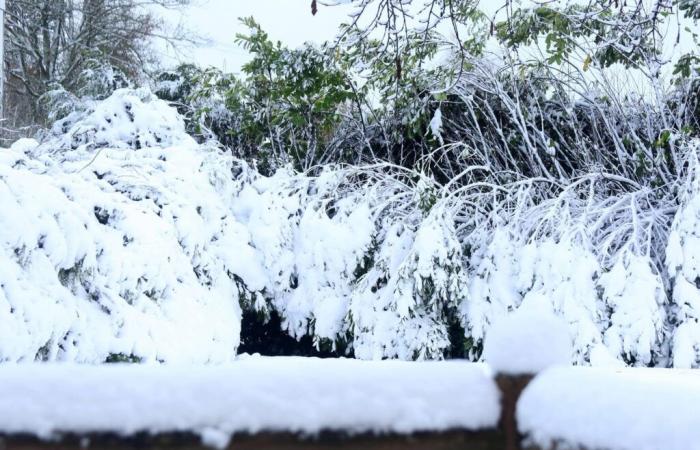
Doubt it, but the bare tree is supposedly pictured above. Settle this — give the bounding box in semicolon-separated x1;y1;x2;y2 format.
3;0;192;131
0;0;5;120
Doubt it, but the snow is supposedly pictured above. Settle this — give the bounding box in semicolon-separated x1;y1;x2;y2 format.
1;87;472;363
482;305;572;375
230;168;467;360
9;138;39;153
518;366;700;450
429;107;444;145
599;256;666;366
0;358;500;447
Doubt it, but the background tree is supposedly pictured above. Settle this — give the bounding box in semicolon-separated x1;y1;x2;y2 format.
3;0;193;139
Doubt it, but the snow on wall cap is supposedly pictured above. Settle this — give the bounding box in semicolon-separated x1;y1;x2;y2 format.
517;367;700;450
483;305;572;375
0;359;501;445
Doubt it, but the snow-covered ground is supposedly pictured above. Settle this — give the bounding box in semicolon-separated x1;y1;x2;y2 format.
0;358;500;448
518;366;700;450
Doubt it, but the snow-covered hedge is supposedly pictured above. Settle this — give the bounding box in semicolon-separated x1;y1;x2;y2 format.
2;88;700;367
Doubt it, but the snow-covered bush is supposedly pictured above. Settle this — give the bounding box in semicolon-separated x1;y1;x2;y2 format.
449;173;671;366
44;88;192;152
0;89;245;363
600;255;668;366
231;168;465;359
232;167;375;345
38;63;133;127
154;65;239;148
666;145;700;368
348;179;466;360
226;164;672;365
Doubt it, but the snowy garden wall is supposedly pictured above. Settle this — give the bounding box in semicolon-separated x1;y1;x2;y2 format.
0;359;697;450
2;88;700;367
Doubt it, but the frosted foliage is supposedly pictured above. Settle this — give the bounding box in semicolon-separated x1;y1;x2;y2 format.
516;240;604;364
599;256;666;366
2;86;465;361
462;233;600;361
228;170;470;360
231;169;375;342
408;213;466;310
350;211;465;360
286;198;373;341
666;193;700;368
462;228;521;348
429;108;444;145
462;227;667;366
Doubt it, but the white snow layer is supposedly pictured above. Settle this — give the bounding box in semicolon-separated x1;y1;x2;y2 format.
0;358;500;447
518;366;700;450
483;306;572;375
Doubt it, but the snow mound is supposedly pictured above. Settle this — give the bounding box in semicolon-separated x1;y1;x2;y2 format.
0;359;500;447
518;367;700;450
483;306;572;375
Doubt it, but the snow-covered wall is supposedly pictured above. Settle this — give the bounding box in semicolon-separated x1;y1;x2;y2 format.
518;366;700;450
0;358;500;446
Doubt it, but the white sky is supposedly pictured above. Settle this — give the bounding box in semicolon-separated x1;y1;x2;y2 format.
158;0;353;74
